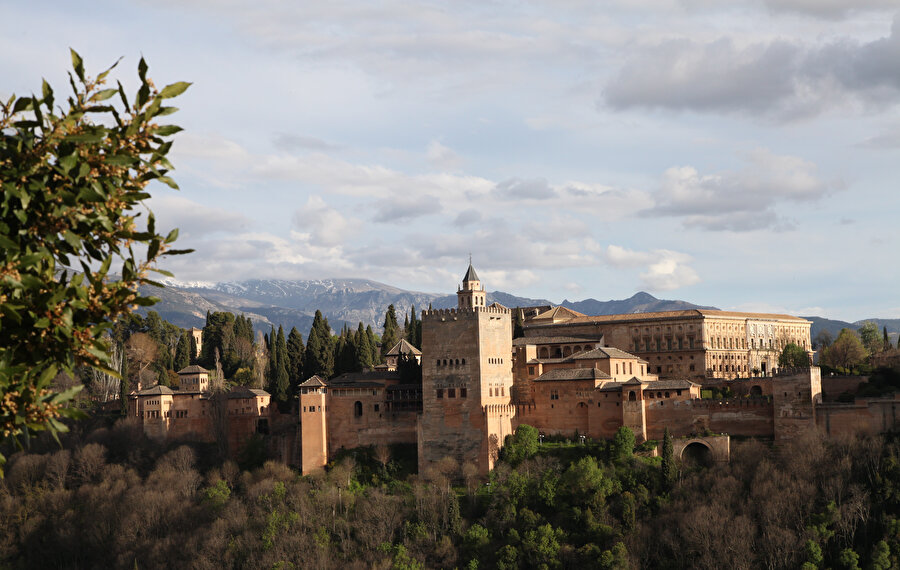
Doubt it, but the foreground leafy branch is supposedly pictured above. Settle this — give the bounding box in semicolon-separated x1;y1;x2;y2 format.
0;50;191;472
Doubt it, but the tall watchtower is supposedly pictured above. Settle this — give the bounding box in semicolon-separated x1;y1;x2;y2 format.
419;264;515;476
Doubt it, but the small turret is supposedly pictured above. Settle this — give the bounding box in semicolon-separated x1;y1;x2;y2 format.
458;260;486;309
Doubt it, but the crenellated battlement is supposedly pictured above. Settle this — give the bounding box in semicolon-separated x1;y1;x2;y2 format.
422;305;511;321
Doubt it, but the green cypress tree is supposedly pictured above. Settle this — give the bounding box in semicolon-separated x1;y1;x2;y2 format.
381;304;400;359
266;325;277;392
884;326;891;351
661;427;676;489
189;334;198;365
286;327;305;390
356;322;373;370
273;326;290;403
514;309;525;339
304;310;334;379
365;325;380;366
174;331;191;371
407;305;420;347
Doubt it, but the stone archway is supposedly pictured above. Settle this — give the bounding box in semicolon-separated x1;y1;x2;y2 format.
681;442;713;467
672;435;730;464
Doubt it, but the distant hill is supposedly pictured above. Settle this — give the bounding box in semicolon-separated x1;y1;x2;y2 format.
137;278;899;344
560;292;717;315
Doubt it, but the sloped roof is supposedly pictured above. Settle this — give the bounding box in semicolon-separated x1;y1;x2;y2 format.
530;309;810;326
176;365;209;375
298;375;328;388
228;387;270;399
530;306;587;322
643;379;699;390
385;339;422;357
331;371;401;384
463;263;480;282
622;377;645;385
572;347;641;360
135;385;174;396
533;368;612;382
513;336;598;346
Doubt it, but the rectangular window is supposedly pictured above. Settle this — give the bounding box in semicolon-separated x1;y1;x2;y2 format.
437;389;444;399
448;388;456;398
460;388;467;398
374;404;380;412
528;366;535;375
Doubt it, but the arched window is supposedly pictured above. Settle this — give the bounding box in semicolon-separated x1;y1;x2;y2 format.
629;391;636;401
354;401;363;417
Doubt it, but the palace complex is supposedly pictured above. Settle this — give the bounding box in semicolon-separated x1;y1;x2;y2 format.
129;264;900;476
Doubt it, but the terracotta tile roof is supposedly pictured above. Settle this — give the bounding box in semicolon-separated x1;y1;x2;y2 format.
135;385;174;396
533;368;612;382
572;347;641;360
385;339;422;357
298;375;328;388
529;309;810;325
642;379;699;390
227;387;270;399
513;336;598;346
530;306;587;322
331;371;401;384
176;365;209;375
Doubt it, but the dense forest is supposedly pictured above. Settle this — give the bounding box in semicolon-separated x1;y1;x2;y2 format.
2;420;899;569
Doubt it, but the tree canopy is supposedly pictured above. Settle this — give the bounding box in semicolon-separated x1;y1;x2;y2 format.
0;51;190;471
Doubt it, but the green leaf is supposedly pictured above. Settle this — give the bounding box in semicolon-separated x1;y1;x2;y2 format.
158;81;191;99
12;96;33;113
138;56;148;82
153;125;182;136
162;248;194;256
90;88;118;102
70;48;85;82
165;228;179;243
156;176;179;189
97;56;122;81
154;106;179;117
42;79;54;109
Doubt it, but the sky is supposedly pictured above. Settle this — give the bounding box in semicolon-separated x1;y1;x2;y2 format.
3;0;900;322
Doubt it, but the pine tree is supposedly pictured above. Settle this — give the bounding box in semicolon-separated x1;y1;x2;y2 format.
174;331;191;371
381;304;400;359
304;310;334;379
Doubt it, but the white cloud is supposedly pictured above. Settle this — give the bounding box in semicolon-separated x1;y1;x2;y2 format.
605;245;701;291
647;148;833;231
292;196;360;247
761;0;899;19
603;15;900;118
426;140;463;170
148;194;251;238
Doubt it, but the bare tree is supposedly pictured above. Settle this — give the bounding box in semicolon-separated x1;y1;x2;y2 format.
89;341;122;402
126;333;158;386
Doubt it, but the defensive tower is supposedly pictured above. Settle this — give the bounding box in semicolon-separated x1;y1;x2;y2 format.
419;263;514;475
